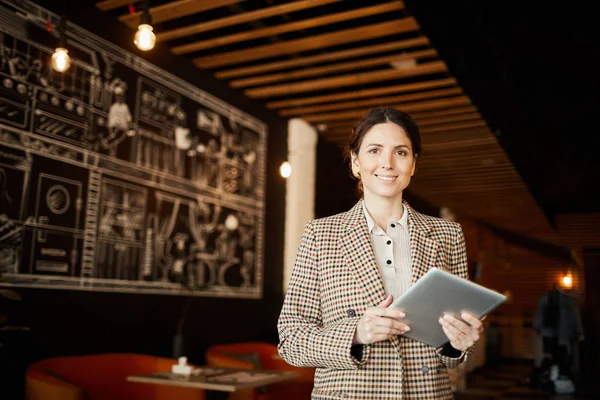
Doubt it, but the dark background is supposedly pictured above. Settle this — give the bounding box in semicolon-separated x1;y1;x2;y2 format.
405;0;600;219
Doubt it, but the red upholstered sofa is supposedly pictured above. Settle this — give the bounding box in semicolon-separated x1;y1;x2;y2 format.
26;353;205;400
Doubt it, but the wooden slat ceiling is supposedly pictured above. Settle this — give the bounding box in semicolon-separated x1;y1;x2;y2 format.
98;0;562;246
555;214;600;249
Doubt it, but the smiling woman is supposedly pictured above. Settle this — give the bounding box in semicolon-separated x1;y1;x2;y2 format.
277;107;485;400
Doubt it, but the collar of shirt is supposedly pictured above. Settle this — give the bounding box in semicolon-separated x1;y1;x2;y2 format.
362;200;408;236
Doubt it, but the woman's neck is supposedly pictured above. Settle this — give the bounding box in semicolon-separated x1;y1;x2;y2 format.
363;194;404;230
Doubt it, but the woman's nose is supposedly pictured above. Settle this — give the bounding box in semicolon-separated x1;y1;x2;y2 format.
381;153;393;169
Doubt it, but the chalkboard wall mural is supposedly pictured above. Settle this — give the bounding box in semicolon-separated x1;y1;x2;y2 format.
0;1;267;298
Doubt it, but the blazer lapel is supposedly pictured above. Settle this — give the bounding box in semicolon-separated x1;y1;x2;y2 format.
340;201;387;306
406;203;439;285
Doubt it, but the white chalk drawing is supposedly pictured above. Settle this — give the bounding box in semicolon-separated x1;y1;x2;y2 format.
0;1;266;298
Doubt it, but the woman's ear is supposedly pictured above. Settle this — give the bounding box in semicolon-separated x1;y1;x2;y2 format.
350;153;359;176
411;154;418;177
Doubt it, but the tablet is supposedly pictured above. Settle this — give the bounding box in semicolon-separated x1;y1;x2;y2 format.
390;267;506;348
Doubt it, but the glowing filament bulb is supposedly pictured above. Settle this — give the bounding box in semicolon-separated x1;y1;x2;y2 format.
134;24;156;51
51;48;71;72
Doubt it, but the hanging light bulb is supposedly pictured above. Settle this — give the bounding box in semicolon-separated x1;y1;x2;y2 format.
134;0;155;51
134;24;155;51
51;14;71;72
51;48;70;72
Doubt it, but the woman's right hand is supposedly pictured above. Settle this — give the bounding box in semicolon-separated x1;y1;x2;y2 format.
353;295;411;345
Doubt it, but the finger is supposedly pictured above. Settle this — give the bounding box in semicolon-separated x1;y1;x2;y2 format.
459;313;484;335
440;324;458;344
369;317;410;332
441;317;479;344
461;313;484;329
441;325;469;351
366;306;405;319
378;295;394;307
366;324;406;336
362;329;393;344
441;322;473;347
442;314;472;335
440;318;469;343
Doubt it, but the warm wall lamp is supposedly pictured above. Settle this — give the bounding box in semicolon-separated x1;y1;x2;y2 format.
134;0;156;51
51;14;71;72
561;271;573;290
280;161;292;178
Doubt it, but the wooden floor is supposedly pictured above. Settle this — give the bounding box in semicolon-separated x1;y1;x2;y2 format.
455;360;586;400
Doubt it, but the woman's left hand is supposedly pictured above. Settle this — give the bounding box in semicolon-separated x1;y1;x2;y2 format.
439;312;484;351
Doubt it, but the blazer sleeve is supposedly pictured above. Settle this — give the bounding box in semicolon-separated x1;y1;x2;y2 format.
277;221;365;370
436;224;475;368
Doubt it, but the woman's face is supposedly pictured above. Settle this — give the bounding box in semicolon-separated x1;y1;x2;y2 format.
351;122;416;201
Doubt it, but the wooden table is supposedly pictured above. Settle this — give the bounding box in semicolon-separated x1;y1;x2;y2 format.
128;366;299;399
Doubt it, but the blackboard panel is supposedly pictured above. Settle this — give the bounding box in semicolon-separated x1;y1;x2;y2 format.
0;1;266;298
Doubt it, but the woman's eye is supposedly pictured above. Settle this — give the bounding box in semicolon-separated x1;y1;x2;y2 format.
368;148;379;154
396;151;407;156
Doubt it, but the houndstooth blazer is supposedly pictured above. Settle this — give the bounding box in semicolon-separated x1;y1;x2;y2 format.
278;200;472;399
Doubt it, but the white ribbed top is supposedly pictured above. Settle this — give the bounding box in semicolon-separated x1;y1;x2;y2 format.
362;201;413;299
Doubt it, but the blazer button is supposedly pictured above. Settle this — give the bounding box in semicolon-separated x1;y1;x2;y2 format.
347;309;356;317
421;366;429;374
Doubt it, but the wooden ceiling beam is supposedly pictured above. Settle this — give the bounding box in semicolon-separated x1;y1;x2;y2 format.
421;128;493;144
423;137;498;151
408;106;478;120
193;18;420;67
302;95;469;122
417;112;481;126
266;77;455;108
418;170;520;180
416;166;515;177
278;87;461;116
420;120;488;133
418;156;511;166
415;176;522;187
414;184;525;193
156;0;341;42
415;148;504;161
119;0;243;29
231;48;437;88
556;213;600;248
217;37;429;79
416;176;519;187
414;169;514;179
173;2;405;55
326;125;489;140
313;106;478;129
96;0;141;11
249;61;447;98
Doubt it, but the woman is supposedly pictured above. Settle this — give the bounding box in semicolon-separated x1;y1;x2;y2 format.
278;108;484;399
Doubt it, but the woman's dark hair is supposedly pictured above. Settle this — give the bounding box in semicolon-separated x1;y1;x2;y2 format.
344;107;422;166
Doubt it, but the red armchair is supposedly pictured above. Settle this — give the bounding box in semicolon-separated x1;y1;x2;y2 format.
205;342;314;400
26;353;205;400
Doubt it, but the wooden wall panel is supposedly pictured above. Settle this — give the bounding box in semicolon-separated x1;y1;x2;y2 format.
455;217;580;320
